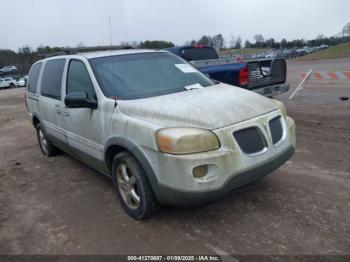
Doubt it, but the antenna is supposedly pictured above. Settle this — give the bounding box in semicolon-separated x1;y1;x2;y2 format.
109;16;113;49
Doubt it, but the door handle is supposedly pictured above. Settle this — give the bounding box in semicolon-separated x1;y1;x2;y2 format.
55;104;61;115
62;110;70;117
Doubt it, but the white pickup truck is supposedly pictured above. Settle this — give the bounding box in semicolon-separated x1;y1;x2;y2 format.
0;77;17;89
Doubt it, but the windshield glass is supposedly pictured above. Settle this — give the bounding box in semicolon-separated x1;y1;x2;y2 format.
89;52;214;99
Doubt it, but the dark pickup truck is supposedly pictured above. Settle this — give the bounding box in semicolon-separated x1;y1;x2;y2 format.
166;45;289;97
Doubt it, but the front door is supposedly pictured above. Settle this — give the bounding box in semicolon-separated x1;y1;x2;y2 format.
62;59;104;168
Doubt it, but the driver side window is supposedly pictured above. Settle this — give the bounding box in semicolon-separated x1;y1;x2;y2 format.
67;60;96;100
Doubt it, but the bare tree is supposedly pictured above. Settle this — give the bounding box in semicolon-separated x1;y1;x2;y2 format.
229;35;235;49
343;22;350;36
265;38;275;48
254;34;265;44
130;41;141;48
234;36;242;49
77;42;85;48
211;34;225;49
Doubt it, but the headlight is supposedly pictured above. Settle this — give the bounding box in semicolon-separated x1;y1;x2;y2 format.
271;99;287;118
156;128;220;155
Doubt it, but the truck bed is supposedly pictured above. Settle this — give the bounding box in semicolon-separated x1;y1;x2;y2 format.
192;58;288;96
166;46;289;97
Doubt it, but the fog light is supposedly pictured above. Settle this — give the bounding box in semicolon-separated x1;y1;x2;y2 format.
193;165;208;178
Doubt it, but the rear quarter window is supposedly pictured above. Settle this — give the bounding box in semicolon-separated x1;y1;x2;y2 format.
181;47;219;61
40;59;65;100
27;63;43;93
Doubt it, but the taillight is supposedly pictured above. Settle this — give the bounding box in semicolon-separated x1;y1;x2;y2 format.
239;67;249;86
193;44;204;48
24;93;28;111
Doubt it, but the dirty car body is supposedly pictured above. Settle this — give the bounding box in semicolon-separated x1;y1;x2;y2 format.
26;49;296;219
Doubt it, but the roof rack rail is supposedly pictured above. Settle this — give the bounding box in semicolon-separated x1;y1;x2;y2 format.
38;45;134;58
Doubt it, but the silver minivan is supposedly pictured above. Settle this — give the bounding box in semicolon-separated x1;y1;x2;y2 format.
26;49;296;219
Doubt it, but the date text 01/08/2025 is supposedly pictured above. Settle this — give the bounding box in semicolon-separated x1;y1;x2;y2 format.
127;255;221;261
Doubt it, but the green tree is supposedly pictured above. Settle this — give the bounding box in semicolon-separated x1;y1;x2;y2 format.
197;36;212;46
138;40;174;49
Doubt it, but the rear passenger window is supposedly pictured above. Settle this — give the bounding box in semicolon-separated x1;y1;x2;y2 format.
66;60;96;99
41;59;65;100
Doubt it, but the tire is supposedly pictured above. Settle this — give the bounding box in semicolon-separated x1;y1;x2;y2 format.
112;152;161;219
36;123;60;157
9;83;15;88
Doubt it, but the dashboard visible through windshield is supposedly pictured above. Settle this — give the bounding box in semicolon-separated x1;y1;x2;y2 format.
89;52;214;100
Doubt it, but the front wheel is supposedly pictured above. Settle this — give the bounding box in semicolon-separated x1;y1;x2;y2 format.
9;83;15;88
112;152;161;219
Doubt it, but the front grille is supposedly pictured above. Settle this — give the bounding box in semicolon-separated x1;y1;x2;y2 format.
247;59;286;89
269;116;283;144
233;127;266;154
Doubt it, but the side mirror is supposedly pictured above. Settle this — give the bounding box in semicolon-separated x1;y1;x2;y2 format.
64;92;98;109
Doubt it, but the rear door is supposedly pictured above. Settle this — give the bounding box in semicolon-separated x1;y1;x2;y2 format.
26;62;43;115
62;58;103;163
38;58;67;147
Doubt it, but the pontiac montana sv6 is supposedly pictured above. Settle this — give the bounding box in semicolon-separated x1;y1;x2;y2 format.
26;49;295;219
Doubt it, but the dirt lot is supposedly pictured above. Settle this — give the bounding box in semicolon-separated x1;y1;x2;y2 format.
0;58;349;255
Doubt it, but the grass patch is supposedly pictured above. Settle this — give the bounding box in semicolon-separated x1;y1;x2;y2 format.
297;42;350;61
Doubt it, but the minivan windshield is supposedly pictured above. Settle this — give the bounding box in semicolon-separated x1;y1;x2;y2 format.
89;52;214;99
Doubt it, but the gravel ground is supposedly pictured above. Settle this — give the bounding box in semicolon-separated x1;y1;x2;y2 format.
0;58;349;255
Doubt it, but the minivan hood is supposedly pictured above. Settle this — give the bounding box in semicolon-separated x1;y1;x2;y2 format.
118;83;278;130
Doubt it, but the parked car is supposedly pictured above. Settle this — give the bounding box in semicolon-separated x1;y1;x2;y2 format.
25;50;296;219
0;65;18;76
296;49;307;56
16;76;28;87
166;45;289;97
282;49;298;59
0;77;17;89
265;52;277;59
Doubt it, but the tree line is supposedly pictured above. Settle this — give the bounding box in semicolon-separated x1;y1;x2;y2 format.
0;40;177;74
1;28;350;74
186;33;350;49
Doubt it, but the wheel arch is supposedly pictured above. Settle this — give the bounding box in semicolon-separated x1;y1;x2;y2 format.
32;115;40;127
104;137;159;193
30;113;47;133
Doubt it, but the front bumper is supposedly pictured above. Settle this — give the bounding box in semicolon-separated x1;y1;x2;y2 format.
254;83;289;97
155;145;294;206
147;111;296;205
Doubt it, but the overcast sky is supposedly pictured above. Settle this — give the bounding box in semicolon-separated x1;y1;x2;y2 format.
1;0;349;51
